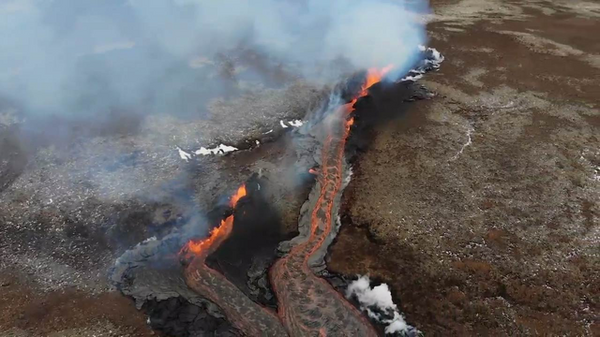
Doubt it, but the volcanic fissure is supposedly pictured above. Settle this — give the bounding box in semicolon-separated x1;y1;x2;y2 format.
178;68;389;336
111;48;443;336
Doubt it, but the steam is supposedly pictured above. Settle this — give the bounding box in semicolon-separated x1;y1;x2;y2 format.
347;275;418;336
1;0;428;118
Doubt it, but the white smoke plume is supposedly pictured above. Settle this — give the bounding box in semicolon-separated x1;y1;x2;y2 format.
0;0;428;117
347;275;419;336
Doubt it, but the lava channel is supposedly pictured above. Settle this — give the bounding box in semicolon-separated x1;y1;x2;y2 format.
181;185;287;336
269;68;391;337
182;68;391;337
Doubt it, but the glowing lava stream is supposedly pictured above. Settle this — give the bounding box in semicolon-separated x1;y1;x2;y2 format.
269;68;391;336
181;185;288;336
181;67;391;336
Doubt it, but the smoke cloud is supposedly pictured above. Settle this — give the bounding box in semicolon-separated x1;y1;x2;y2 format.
0;0;428;118
347;275;418;335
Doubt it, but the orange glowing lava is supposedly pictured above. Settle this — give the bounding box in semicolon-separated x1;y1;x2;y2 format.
181;184;246;259
229;184;247;208
179;65;392;335
269;66;389;336
345;65;394;115
361;65;394;97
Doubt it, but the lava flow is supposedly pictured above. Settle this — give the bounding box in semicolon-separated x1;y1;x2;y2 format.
180;184;246;261
181;68;391;336
269;68;391;336
181;184;288;336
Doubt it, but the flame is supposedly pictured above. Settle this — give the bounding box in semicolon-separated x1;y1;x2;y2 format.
184;217;232;255
229;184;247;208
344;65;394;116
181;184;246;259
360;65;394;97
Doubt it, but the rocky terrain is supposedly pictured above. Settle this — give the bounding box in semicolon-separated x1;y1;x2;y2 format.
1;0;598;336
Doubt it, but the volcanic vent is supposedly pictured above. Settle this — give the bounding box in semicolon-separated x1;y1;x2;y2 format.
111;49;443;336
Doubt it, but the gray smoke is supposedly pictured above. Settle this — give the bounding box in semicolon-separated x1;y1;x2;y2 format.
0;0;428;118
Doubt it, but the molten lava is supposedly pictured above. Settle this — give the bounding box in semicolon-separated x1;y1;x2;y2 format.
346;65;394;115
269;66;393;336
181;66;392;336
363;65;394;94
180;184;246;260
180;183;288;336
229;184;247;208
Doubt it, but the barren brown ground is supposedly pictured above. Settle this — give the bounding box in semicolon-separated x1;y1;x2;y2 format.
1;0;598;336
0;268;155;337
330;0;599;335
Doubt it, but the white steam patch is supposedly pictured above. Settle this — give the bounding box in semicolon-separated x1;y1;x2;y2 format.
343;166;353;188
347;275;418;335
288;120;304;127
280;120;304;129
399;46;445;82
195;144;238;156
176;144;238;160
177;147;192;161
143;236;157;243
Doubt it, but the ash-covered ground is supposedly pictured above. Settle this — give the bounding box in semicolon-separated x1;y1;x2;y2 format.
1;0;599;336
0;55;323;335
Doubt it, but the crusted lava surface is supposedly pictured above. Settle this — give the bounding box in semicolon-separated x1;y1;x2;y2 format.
269;109;378;336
